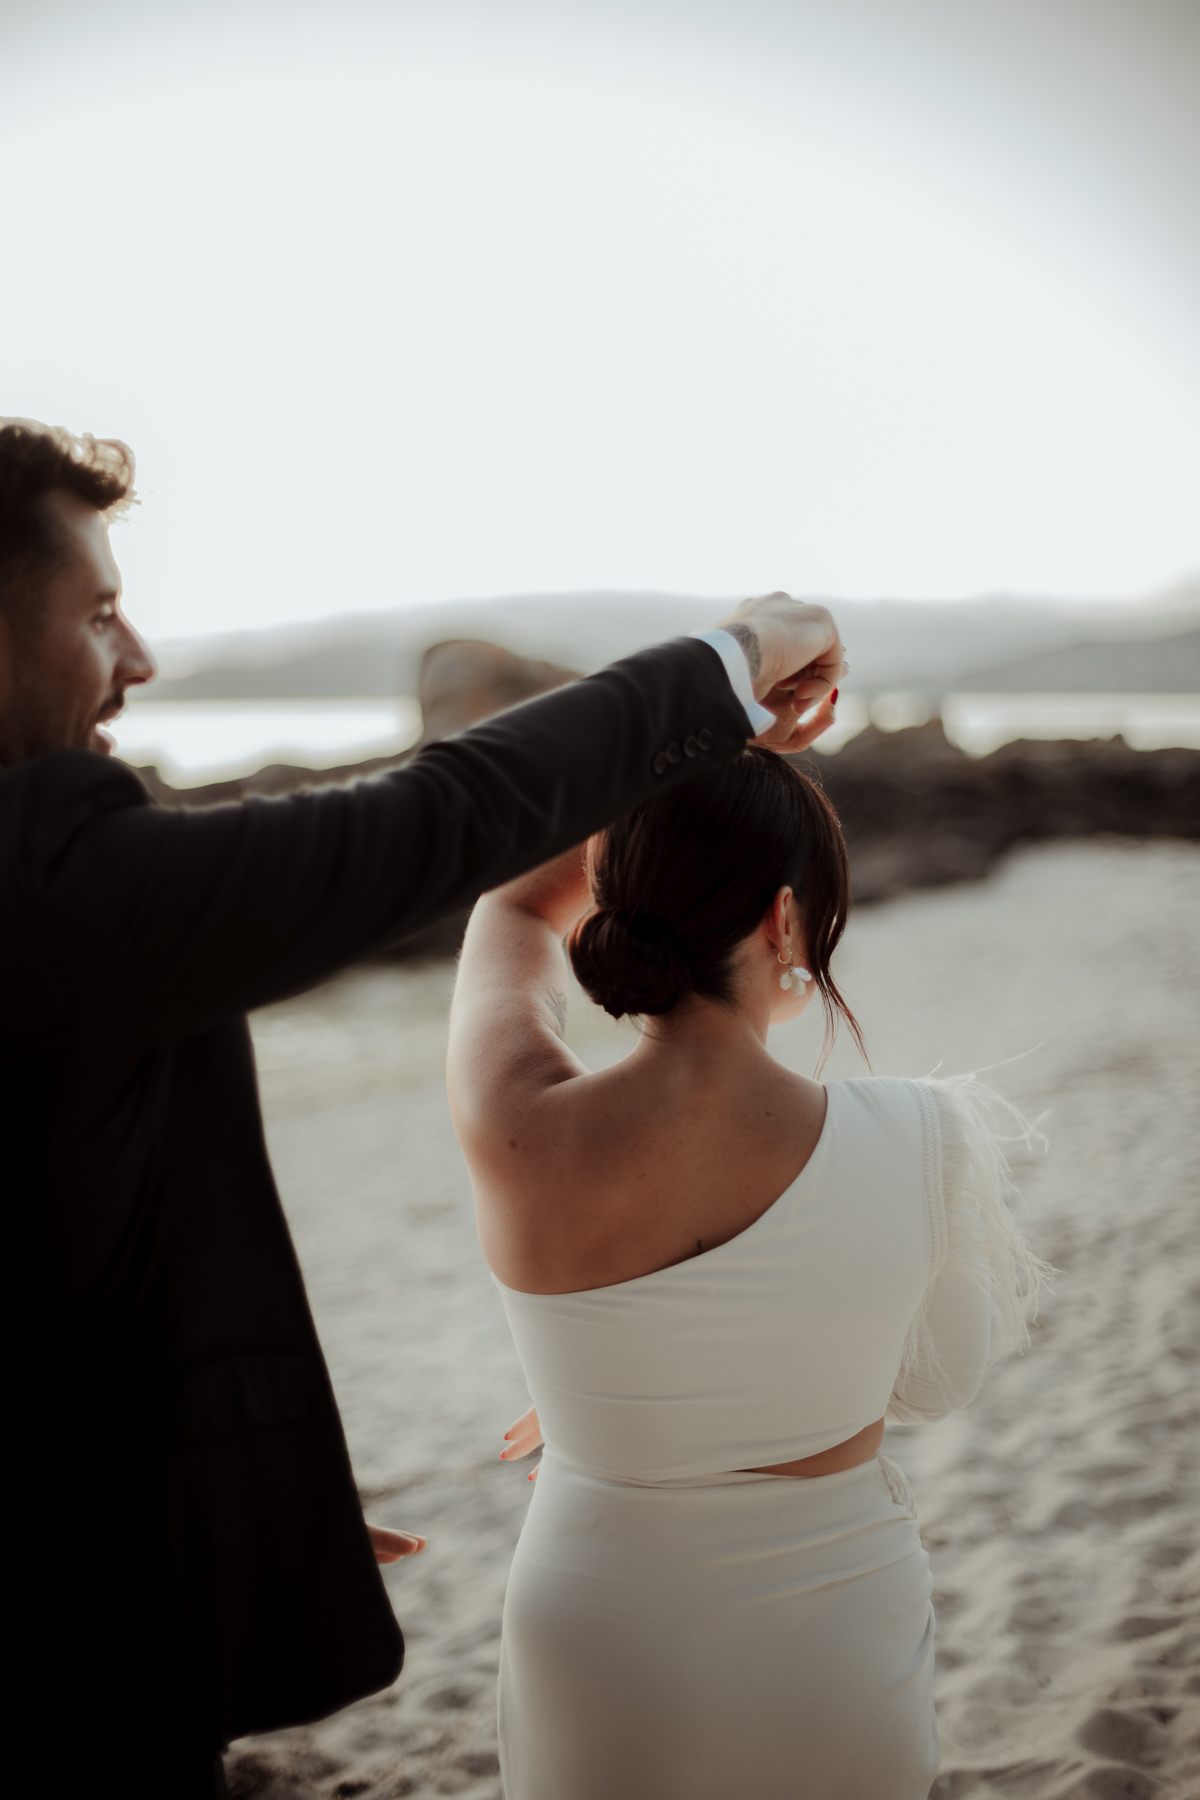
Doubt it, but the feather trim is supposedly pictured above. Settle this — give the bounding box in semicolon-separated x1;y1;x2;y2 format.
898;1074;1052;1398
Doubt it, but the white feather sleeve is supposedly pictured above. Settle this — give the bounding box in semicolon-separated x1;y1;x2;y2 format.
888;1074;1052;1424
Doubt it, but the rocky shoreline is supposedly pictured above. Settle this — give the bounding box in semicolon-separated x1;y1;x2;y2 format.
806;721;1200;903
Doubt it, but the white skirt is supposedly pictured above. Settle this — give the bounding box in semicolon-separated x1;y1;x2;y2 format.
498;1453;938;1800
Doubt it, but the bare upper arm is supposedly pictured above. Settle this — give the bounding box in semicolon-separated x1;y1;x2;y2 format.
446;888;589;1179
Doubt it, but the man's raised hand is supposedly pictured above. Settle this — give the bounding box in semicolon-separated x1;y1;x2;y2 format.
718;592;846;753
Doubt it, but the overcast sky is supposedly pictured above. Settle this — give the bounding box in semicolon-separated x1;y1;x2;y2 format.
3;0;1198;642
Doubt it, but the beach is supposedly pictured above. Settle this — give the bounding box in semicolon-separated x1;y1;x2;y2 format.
227;837;1200;1799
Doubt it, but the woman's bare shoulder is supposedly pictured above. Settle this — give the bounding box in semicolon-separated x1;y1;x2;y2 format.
479;1053;830;1292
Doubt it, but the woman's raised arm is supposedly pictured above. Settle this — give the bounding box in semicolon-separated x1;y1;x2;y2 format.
447;845;595;1201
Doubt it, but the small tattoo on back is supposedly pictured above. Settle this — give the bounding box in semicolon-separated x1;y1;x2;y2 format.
546;988;568;1039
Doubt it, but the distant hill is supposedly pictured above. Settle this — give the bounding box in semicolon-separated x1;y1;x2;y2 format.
147;639;408;701
952;628;1200;693
137;583;1200;704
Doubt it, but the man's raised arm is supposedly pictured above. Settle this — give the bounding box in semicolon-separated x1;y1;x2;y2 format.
11;600;843;1046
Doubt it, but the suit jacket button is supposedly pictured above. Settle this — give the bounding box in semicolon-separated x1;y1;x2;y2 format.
653;751;668;775
698;728;713;751
667;742;682;765
684;735;699;758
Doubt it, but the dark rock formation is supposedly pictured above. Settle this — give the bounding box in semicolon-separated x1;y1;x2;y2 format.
806;720;1200;904
413;639;578;745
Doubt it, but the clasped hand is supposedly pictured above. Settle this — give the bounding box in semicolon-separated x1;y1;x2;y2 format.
719;592;846;754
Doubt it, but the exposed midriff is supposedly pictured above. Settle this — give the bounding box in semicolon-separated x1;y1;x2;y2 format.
739;1416;887;1479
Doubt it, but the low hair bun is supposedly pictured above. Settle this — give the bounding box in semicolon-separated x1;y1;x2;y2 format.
564;748;862;1064
569;906;693;1020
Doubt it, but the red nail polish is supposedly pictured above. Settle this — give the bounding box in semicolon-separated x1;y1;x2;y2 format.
831;688;839;705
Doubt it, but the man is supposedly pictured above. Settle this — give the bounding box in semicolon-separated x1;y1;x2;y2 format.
0;420;842;1795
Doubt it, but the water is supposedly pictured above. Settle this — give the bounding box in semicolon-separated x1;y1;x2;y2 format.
825;692;1200;755
941;692;1200;755
112;698;423;785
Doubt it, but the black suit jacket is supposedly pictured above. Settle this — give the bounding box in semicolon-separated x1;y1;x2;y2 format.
2;638;748;1762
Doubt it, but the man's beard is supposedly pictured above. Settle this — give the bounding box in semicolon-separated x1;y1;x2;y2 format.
0;675;126;766
92;688;126;750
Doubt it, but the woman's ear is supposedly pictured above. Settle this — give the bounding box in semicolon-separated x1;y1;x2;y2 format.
767;885;795;958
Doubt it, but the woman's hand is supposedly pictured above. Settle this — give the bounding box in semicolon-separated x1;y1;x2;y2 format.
754;689;840;755
367;1525;427;1563
501;1402;544;1482
718;593;846;750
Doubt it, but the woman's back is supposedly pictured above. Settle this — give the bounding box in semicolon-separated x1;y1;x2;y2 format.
470;1025;828;1295
498;1077;936;1482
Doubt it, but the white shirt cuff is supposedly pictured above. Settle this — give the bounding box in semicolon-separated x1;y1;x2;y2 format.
691;629;776;735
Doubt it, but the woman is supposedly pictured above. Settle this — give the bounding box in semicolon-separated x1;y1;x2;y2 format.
447;725;1045;1798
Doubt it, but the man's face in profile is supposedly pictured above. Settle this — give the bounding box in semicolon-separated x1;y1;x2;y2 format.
0;489;155;764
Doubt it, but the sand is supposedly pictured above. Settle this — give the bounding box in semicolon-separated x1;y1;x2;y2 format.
226;838;1200;1800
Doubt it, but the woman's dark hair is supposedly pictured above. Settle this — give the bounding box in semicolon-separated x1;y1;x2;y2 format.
569;746;864;1066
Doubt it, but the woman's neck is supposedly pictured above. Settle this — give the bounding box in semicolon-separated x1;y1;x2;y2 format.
634;990;775;1083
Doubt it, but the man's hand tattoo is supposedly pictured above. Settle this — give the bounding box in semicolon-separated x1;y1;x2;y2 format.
725;622;761;681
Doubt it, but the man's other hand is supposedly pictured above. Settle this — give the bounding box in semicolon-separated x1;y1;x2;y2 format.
718;593;846;753
367;1525;427;1563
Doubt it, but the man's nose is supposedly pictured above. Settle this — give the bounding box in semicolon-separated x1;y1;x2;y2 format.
117;614;157;687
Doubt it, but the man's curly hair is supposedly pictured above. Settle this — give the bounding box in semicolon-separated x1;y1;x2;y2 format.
0;419;136;619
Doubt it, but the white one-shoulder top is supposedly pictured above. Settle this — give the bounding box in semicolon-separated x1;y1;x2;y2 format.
497;1075;1044;1484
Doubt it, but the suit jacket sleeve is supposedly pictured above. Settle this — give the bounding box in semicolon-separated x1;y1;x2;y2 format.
18;637;750;1045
